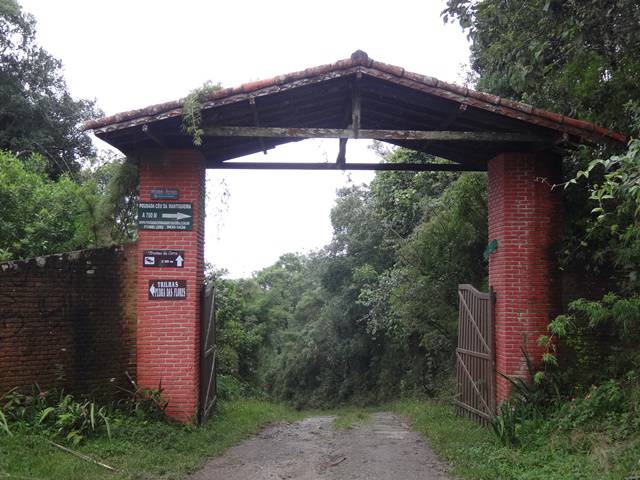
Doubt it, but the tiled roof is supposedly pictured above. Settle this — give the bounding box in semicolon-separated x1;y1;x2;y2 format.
84;50;626;146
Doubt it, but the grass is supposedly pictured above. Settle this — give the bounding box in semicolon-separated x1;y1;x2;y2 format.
0;399;304;480
4;395;640;479
392;398;640;480
331;407;371;430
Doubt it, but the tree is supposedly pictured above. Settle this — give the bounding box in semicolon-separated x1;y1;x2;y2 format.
443;0;640;136
0;150;139;261
443;0;640;285
0;150;98;260
217;147;489;406
0;0;99;177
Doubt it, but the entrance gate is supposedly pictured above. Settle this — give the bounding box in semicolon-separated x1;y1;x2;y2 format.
455;284;495;424
84;50;622;422
199;284;217;424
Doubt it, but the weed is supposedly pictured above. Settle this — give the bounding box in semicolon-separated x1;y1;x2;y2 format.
332;409;371;430
1;387;112;446
0;409;10;436
490;401;519;447
113;372;167;420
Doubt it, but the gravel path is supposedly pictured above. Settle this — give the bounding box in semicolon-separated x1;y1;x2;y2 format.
188;412;453;480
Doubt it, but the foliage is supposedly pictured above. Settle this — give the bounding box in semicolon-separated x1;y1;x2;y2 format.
182;81;222;146
1;387;111;446
0;399;305;480
442;0;640;136
0;410;9;436
39;394;111;446
540;293;640;388
331;408;371;430
113;374;167;420
92;158;139;245
552;379;631;435
394;397;640;480
217;375;249;401
573;138;640;290
0;150;138;261
213;149;488;407
0;150;99;260
0;0;99;177
490;401;520;448
442;0;640;291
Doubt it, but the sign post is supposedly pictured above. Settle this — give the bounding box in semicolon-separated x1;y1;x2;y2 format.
148;280;187;300
138;202;193;230
143;250;185;268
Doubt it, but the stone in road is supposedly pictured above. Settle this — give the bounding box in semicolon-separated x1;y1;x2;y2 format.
188;412;452;480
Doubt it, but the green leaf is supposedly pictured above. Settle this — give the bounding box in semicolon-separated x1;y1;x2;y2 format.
38;407;56;424
0;410;11;436
542;353;558;365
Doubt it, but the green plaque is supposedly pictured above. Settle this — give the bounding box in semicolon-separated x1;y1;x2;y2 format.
138;202;193;230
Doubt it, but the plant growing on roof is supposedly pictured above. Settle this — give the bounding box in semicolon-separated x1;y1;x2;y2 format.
182;81;222;146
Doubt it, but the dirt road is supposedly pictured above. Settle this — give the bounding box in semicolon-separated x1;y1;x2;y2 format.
188;412;452;480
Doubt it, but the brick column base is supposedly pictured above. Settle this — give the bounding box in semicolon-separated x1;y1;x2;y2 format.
488;152;562;406
136;150;205;423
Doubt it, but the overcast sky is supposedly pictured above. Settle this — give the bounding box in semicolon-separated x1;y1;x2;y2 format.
20;0;470;278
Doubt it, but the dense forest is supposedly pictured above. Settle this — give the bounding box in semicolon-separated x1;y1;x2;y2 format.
214;0;640;411
2;0;640;455
211;153;487;406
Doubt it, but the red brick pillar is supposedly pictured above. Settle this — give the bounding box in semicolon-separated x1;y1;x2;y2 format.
136;150;205;423
488;152;562;406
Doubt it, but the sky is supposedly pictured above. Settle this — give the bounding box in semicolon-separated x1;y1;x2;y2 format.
19;0;470;278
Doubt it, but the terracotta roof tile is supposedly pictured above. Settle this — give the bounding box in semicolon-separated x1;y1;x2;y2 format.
84;50;627;145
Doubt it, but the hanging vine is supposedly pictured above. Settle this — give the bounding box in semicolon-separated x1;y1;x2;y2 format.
182;81;222;146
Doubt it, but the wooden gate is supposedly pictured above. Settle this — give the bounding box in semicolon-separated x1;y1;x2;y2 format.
199;284;217;424
455;284;495;424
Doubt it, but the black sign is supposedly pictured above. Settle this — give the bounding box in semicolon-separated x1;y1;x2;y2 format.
148;280;187;300
138;202;193;230
150;188;179;200
143;250;185;268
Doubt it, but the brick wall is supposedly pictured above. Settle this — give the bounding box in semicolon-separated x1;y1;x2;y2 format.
488;152;563;405
136;150;205;423
0;244;137;397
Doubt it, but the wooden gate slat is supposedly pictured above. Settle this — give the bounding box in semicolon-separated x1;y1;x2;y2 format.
456;350;492;415
458;290;490;354
455;284;495;425
199;284;217;424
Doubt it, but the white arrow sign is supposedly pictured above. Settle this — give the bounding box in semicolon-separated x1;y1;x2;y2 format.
176;255;184;267
162;212;191;220
149;284;157;297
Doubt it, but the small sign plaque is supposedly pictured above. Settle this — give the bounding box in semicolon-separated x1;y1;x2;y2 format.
150;188;179;200
138;202;193;230
143;250;185;268
148;280;187;300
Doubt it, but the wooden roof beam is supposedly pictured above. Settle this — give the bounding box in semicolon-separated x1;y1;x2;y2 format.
201;126;553;142
212;161;484;172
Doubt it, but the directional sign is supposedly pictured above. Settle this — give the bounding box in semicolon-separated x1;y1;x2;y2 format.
143;250;185;268
138;202;193;230
148;280;187;300
150;188;180;200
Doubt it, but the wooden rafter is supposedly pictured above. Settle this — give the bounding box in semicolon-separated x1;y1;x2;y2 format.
248;97;267;154
201;126;552;142
211;161;484;172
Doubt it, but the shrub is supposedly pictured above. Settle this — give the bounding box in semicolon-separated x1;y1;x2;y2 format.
1;387;111;446
114;373;168;420
0;379;169;445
